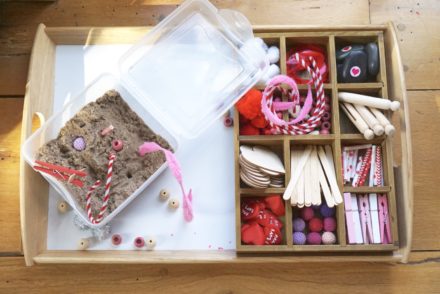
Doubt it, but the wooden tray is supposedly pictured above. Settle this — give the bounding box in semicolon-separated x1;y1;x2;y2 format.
20;23;413;266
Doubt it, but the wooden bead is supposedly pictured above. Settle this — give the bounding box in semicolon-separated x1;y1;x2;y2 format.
57;201;69;213
78;238;89;250
168;198;179;209
159;189;170;201
146;236;156;250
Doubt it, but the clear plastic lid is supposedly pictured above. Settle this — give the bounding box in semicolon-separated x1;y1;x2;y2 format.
119;0;268;140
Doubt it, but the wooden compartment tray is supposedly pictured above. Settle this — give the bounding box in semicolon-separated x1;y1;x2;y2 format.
20;23;413;265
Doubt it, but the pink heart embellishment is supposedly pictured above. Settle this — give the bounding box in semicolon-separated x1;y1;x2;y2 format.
350;66;361;77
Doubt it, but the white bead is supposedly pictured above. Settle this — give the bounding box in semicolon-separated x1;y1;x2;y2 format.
78;238;89;250
254;37;268;51
267;46;280;64
146;236;157;250
57;201;69;213
159;189;170;201
168;198;180;209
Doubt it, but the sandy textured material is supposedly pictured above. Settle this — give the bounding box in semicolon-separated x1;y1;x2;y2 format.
37;90;172;217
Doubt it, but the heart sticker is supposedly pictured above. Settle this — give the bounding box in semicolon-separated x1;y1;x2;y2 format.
342;46;352;52
350;66;361;77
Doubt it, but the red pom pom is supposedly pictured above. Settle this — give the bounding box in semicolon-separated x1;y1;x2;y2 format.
236;89;263;120
251;114;268;129
240;123;260;136
239;114;249;124
309;217;323;232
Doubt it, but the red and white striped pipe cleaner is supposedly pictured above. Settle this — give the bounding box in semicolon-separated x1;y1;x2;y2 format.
85;152;116;224
261;54;326;135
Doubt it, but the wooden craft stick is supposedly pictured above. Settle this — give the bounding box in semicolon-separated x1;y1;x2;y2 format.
340;103;374;140
324;145;336;180
304;150;312;207
353;104;384;136
283;145;312;200
290;148;300;206
297;170;305;207
310;147;321;206
369;107;396;136
338;92;400;111
317;146;343;205
318;162;335;207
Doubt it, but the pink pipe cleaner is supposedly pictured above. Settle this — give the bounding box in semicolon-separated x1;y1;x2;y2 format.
138;142;193;222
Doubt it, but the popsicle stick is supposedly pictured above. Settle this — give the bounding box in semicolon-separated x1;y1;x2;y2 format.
317;146;343;205
310;147;321;206
304;150;312;207
290;148;300;206
297;171;305;207
282;145;312;200
324;145;336;180
318;163;335;207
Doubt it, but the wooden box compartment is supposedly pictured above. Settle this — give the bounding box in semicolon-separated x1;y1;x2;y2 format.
21;23;412;265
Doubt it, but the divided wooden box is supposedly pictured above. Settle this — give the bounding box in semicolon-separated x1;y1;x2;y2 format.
21;23;412;266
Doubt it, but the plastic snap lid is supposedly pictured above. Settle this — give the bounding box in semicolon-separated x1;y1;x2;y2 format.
119;0;268;140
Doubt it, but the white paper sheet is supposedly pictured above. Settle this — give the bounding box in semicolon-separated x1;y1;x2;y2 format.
47;45;236;250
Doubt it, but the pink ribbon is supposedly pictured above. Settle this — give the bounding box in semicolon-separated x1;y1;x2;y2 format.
138;142;193;222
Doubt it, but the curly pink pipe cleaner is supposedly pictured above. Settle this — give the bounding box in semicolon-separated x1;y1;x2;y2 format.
138;142;193;222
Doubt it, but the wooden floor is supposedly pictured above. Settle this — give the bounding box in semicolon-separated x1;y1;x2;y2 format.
0;0;439;292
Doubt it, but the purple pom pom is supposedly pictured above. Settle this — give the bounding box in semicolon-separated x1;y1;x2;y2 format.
293;232;306;245
323;217;337;232
320;203;335;217
72;136;86;151
293;218;306;232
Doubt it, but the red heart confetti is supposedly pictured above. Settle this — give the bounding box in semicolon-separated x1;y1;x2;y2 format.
241;200;262;221
241;222;265;245
264;226;283;245
257;210;283;229
264;195;285;216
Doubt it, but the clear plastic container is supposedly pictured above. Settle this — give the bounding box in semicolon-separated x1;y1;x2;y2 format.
22;0;268;228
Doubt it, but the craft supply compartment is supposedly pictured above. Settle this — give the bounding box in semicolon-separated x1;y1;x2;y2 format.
234;28;409;256
21;23;412;265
